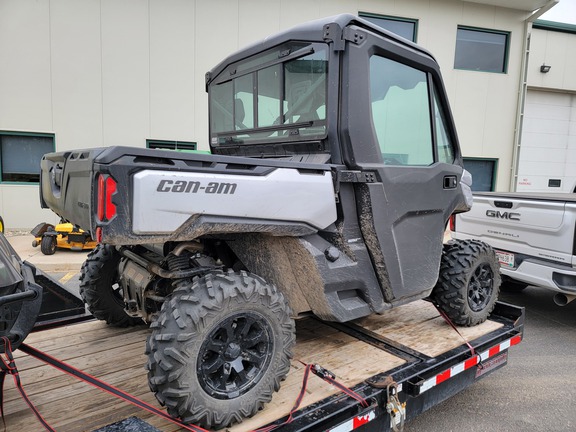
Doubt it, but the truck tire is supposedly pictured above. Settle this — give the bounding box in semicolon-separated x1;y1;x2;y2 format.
146;270;295;429
80;244;141;327
40;235;57;255
432;239;500;326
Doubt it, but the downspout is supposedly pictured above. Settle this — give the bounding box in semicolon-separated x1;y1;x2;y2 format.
510;0;559;191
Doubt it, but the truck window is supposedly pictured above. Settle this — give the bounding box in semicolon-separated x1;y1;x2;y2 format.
210;43;328;146
369;56;433;166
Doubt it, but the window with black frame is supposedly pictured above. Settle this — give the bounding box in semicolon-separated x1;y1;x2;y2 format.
369;55;433;166
209;43;328;146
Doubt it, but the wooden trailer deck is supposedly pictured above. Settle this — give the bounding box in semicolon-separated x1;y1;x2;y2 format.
5;301;502;432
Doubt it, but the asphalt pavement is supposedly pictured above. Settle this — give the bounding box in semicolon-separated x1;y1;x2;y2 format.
406;286;576;432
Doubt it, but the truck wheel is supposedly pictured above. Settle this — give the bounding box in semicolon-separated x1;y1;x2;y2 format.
40;235;57;255
146;270;295;429
80;244;141;327
432;239;500;326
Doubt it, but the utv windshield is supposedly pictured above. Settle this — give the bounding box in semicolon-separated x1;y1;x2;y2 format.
209;42;328;146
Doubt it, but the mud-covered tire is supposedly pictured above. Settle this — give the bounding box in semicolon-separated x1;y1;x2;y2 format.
79;244;142;327
146;270;295;429
40;235;56;255
432;239;500;326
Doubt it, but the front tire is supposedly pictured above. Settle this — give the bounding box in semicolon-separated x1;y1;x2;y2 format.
79;244;141;327
432;239;500;326
146;270;295;429
40;235;56;255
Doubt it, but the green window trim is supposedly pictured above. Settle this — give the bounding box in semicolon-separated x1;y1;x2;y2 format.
455;26;510;74
146;140;198;151
0;131;55;184
463;157;498;192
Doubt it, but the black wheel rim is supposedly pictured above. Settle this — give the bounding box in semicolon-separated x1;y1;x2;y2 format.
197;311;273;400
468;263;494;312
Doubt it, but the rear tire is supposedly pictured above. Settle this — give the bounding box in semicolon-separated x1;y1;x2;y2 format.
432;239;500;326
146;270;295;429
40;235;57;255
80;244;142;327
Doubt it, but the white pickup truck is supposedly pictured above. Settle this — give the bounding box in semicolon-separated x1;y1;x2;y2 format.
451;192;576;306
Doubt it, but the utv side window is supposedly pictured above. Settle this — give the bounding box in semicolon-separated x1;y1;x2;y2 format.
433;87;455;164
369;56;433;166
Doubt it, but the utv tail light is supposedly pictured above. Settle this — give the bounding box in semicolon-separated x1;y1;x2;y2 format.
449;214;456;232
97;174;117;222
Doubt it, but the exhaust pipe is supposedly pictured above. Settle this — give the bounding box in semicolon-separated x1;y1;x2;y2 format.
554;293;576;306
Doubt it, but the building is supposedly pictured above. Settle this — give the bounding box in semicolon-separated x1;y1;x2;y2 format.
516;19;576;193
0;0;566;228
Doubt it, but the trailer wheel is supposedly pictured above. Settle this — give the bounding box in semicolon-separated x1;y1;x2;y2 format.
80;244;141;327
146;270;295;429
432;239;500;326
40;235;57;255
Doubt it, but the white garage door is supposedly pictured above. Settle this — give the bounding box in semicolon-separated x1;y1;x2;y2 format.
517;90;576;192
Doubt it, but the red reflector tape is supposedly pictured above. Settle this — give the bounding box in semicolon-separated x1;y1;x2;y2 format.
328;411;376;432
418;335;521;394
489;345;500;357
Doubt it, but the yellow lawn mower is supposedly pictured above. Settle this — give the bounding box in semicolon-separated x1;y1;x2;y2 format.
31;221;97;255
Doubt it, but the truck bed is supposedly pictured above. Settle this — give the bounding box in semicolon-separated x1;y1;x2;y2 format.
7;300;519;432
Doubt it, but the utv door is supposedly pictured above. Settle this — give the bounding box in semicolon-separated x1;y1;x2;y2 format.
341;26;469;302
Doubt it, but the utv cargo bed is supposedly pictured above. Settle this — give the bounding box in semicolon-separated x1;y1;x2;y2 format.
9;300;523;432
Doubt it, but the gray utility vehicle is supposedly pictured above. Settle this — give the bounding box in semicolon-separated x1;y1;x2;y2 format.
40;14;501;429
452;191;576;306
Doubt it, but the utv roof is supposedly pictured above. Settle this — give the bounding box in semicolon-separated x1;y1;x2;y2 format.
206;13;436;88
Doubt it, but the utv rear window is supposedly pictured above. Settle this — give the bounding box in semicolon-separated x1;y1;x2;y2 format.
209;43;328;146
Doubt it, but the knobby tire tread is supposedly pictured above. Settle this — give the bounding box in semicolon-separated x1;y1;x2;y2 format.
146;269;295;429
432;239;500;327
79;244;142;327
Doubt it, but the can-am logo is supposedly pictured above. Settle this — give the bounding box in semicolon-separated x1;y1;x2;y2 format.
486;210;520;221
157;179;237;195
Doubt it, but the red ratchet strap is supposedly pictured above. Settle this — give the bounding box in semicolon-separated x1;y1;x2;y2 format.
0;337;55;432
16;342;368;432
18;343;208;432
255;361;369;432
432;304;483;369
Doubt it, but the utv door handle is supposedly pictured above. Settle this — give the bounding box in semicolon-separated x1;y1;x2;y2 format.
443;175;457;189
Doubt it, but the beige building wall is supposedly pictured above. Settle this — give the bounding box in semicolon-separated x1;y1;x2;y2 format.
0;0;544;228
528;27;576;91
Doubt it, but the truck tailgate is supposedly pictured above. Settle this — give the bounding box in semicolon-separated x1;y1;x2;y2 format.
455;192;576;265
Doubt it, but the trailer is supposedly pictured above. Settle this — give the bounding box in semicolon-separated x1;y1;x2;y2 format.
6;297;522;431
